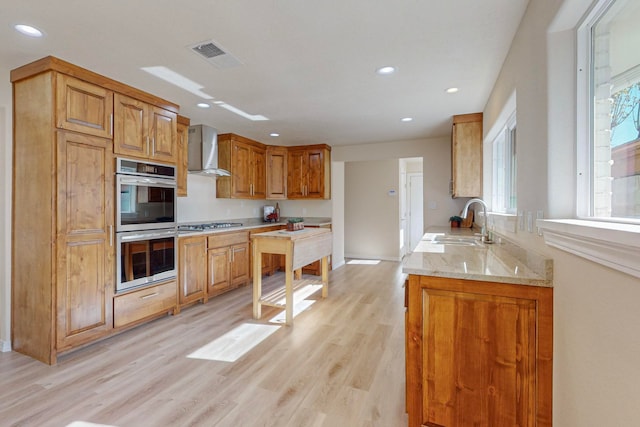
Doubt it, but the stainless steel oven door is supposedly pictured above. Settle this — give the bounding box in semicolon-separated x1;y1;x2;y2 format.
116;229;177;293
116;175;177;232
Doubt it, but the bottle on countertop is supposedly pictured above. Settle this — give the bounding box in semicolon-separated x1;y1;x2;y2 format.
275;203;280;221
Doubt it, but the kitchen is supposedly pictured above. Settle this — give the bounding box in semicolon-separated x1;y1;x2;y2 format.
1;1;640;426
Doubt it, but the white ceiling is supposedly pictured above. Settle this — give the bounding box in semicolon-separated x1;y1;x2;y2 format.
1;0;529;147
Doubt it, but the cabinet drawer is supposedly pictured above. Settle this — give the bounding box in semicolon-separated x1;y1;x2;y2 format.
208;231;248;248
114;281;177;328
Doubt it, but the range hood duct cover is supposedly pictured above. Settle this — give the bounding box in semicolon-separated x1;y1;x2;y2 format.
188;124;231;177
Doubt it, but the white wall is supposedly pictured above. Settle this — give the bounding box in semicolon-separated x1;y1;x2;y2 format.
0;104;11;351
333;137;469;231
344;159;400;260
484;0;640;424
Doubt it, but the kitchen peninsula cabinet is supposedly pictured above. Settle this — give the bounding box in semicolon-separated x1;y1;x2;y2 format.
217;133;267;199
178;235;208;307
114;93;178;164
11;56;182;364
451;112;483;198
176;115;190;197
266;146;288;199
207;231;250;297
287;144;331;199
405;275;553;427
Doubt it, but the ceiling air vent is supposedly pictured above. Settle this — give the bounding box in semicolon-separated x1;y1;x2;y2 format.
189;40;242;69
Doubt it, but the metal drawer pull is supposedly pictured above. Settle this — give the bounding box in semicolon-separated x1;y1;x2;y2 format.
140;292;159;300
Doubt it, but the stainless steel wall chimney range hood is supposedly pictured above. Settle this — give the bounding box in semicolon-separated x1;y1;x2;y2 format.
187;124;231;177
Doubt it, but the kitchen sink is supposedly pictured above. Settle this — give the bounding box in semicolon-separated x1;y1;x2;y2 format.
431;235;482;246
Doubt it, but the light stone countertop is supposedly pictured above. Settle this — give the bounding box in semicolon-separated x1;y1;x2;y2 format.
402;227;553;287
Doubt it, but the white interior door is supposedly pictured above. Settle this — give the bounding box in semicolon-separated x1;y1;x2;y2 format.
408;173;423;252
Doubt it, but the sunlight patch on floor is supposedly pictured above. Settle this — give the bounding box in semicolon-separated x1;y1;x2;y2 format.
347;259;381;265
187;323;280;362
268;299;316;324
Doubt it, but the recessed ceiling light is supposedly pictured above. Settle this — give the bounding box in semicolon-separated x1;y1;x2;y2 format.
197;102;210;108
14;24;43;37
446;87;459;93
269;133;280;137
376;66;396;75
401;117;413;122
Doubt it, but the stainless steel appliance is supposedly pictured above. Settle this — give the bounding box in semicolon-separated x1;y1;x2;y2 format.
116;229;176;292
115;158;177;293
116;158;177;232
188;124;231;176
177;222;244;232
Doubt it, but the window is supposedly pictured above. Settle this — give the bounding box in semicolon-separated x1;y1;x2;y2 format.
579;0;640;223
491;112;517;214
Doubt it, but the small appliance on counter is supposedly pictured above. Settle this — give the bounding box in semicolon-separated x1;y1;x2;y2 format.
264;205;276;222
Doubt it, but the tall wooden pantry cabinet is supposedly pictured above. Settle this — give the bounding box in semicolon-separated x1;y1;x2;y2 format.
11;56;180;364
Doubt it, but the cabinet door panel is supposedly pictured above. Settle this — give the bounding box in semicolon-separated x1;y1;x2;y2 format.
150;106;177;163
114;93;148;158
423;289;536;427
56;131;114;351
287;150;306;198
252;147;267;199
267;147;287;199
178;236;207;305
176;118;189;197
208;247;231;296
230;243;249;286
56;74;113;138
232;142;253;197
306;150;324;198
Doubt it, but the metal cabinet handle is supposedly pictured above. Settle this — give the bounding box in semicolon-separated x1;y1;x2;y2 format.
140;292;159;300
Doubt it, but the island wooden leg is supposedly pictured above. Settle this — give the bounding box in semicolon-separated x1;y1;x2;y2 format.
321;255;329;298
285;267;294;326
253;242;263;320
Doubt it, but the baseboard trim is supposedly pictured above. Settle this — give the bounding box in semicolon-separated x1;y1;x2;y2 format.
0;339;11;352
344;254;401;262
331;258;346;270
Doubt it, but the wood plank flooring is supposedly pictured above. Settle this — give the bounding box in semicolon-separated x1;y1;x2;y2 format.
0;261;408;427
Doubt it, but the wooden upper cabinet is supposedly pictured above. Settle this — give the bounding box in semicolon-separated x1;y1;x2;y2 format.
114;93;177;164
55;74;113;139
287;144;331;199
176;115;190;197
217;133;267;199
149;106;177;163
266;146;287;200
451;112;483;198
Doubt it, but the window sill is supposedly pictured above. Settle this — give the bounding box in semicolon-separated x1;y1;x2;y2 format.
538;219;640;278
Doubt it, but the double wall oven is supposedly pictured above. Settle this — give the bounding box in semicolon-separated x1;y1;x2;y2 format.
115;158;177;293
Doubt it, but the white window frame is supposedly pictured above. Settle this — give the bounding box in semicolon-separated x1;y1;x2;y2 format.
540;0;640;279
491;112;517;215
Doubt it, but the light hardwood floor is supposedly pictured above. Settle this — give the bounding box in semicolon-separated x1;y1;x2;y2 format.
0;261;409;427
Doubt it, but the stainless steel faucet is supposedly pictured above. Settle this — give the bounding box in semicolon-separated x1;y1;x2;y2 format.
461;198;493;243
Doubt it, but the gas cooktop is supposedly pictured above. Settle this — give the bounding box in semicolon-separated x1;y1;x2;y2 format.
178;222;244;231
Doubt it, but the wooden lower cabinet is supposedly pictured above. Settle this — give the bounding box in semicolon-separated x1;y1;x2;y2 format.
406;275;553;427
178;235;208;307
114;281;177;328
207;231;250;297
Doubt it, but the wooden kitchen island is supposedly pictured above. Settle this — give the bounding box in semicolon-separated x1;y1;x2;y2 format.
252;227;332;325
